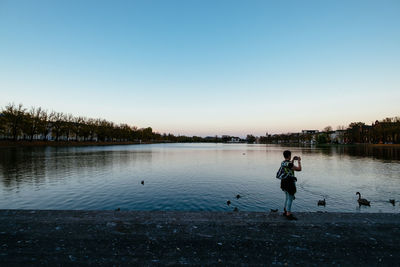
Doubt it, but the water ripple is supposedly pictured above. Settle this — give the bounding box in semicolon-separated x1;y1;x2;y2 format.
0;144;399;213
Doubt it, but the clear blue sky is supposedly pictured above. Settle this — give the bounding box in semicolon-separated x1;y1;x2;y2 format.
1;0;399;137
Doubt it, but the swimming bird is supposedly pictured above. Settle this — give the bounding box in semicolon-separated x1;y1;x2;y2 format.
317;199;326;206
141;180;144;185
227;200;231;206
233;207;239;212
270;209;278;212
115;208;120;211
236;194;241;199
356;192;370;206
389;199;395;206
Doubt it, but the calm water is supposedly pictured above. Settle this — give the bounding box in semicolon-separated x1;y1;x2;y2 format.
0;143;399;213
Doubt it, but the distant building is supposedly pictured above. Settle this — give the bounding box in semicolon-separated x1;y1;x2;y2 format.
301;130;319;144
330;130;346;144
227;137;241;143
301;130;319;134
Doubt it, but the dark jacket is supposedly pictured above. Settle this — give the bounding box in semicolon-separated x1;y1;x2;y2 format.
281;175;297;196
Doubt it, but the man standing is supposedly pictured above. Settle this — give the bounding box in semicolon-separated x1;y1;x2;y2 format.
277;150;302;220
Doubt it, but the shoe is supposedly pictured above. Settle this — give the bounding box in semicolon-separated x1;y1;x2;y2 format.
286;214;298;221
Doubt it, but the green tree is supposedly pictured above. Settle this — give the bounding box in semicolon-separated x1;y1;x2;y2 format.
347;122;365;143
246;134;256;144
221;135;230;143
317;133;328;144
139;127;153;141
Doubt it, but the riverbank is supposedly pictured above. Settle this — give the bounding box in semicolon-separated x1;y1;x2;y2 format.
0;140;146;147
0;140;220;148
0;210;399;265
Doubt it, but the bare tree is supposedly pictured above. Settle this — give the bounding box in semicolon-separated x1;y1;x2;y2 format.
24;107;44;141
336;125;346;131
0;112;5;136
2;103;26;140
38;109;51;141
72;116;85;141
50;112;65;141
62;114;74;141
0;103;159;143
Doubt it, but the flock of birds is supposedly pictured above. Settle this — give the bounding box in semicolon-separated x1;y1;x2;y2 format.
113;152;399;213
225;191;389;213
226;194;241;212
133;181;243;212
316;192;397;207
117;180;397;212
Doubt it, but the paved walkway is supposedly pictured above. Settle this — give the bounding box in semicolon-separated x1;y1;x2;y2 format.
0;210;399;266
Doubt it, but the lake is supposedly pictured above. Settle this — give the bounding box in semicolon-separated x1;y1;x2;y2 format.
0;143;399;213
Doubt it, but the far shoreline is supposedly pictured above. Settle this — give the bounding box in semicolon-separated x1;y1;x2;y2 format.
1;140;400;148
0;140;150;148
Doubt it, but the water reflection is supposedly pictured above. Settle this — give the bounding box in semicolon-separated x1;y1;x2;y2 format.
280;144;400;161
0;147;153;188
0;144;399;212
337;145;400;161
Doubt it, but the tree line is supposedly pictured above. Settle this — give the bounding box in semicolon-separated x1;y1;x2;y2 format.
259;117;400;145
3;103;398;145
344;119;400;144
0;103;217;143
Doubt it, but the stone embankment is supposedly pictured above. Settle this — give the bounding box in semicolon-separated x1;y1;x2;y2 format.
0;210;399;265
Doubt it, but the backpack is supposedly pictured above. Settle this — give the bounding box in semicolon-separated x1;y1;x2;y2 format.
276;165;286;180
276;161;294;180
